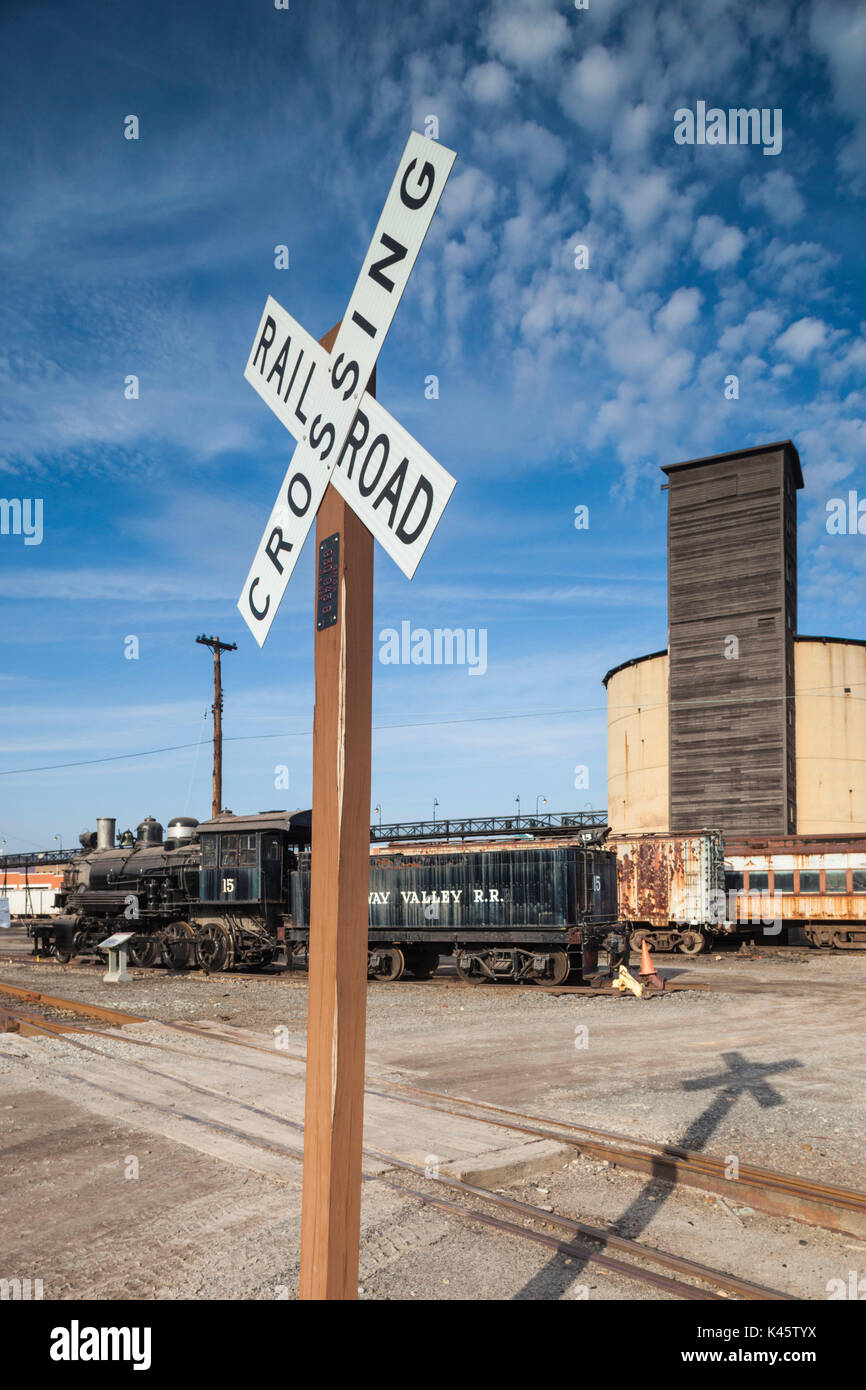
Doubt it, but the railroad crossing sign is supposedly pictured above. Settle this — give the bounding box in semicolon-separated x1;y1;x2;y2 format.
238;131;457;645
237;132;457;1302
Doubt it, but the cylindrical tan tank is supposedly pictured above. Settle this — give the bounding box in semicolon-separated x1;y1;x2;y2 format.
795;638;866;834
604;652;670;834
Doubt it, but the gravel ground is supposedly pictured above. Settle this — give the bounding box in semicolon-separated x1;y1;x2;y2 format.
1;942;864;1299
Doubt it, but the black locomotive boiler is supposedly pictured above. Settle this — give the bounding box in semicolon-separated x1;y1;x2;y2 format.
38;810;626;983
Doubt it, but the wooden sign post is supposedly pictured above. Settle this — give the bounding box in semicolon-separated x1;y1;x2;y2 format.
300;330;374;1299
236;134;457;1300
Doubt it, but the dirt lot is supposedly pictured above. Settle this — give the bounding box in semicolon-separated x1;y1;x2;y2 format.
1;938;865;1300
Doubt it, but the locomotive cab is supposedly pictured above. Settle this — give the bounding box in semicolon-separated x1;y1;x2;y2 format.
198;825;292;908
191;810;312;969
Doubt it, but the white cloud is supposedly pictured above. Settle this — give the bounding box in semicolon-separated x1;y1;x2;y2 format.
438;165;498;229
692;214;747;271
654;286;703;336
741;168;805;225
825;334;866;383
485;0;572;73
560;45;633;130
810;0;866;192
755;238;838;299
718;307;783;354
617;171;672;233
612;102;656;154
464;60;514;105
0;568;237;602
775;316;829;362
489;120;566;187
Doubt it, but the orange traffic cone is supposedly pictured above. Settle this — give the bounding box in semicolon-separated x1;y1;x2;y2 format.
639;938;665;992
640;939;654;976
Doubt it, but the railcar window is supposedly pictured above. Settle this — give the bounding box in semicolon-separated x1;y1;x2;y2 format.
201;839;216;867
240;834;257;867
798;870;820;893
773;871;794;893
264;836;281;860
825;869;847;893
221;833;238;868
853;870;866;892
724;871;743;892
747;872;769;892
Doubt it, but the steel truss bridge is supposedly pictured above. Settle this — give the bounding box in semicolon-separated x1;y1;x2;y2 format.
0;811;610;868
370;810;609;843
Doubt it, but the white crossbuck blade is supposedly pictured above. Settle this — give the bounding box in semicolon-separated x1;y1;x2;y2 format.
238;131;457;646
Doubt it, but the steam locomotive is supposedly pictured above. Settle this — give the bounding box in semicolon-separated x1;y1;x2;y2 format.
33;809;627;983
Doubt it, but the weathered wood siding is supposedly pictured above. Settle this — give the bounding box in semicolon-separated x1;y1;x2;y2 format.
664;443;800;837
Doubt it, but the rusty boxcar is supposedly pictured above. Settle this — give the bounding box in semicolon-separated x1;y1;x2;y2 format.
610;831;726;954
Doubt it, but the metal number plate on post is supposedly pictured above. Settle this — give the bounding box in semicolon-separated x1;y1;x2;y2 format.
316;533;340;631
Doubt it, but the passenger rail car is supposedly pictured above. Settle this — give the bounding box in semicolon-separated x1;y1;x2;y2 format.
724;836;866;949
33;811;626;982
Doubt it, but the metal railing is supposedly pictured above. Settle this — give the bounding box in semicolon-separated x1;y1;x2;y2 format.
0;849;72;870
369;810;609;843
1;810;611;864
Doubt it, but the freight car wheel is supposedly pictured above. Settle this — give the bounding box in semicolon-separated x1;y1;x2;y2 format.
128;937;159;969
677;931;704;956
545;950;571;986
455;953;488;983
161;920;194;970
370;947;405;982
630;930;648;953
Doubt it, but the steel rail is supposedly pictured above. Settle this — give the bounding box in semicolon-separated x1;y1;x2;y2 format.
2;1008;785;1300
3;978;863;1234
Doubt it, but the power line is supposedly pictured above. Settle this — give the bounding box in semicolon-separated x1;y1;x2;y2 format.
0;682;863;779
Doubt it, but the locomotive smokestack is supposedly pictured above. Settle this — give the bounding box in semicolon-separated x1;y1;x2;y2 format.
96;817;116;851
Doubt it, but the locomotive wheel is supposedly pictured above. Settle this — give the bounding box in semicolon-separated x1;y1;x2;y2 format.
677;931;705;956
406;949;439;980
161;920;194;970
128;936;159;969
370;947;405;982
544;950;571;986
53;943;73;964
195;922;232;974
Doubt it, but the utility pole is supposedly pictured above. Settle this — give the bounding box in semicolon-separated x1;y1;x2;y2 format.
196;634;237;818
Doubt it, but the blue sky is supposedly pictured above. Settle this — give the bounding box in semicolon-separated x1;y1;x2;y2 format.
1;0;864;850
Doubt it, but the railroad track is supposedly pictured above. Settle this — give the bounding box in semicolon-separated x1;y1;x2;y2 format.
0;996;787;1300
1;980;862;1297
1;978;862;1239
2;978;863;1239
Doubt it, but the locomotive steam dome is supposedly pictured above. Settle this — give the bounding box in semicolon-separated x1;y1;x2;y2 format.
135;816;164;847
165;816;199;850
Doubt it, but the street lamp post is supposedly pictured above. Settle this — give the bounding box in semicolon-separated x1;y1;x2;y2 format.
374;804;382;827
515;795;521;818
535;795;547;817
53;833;63;855
433;798;439;822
